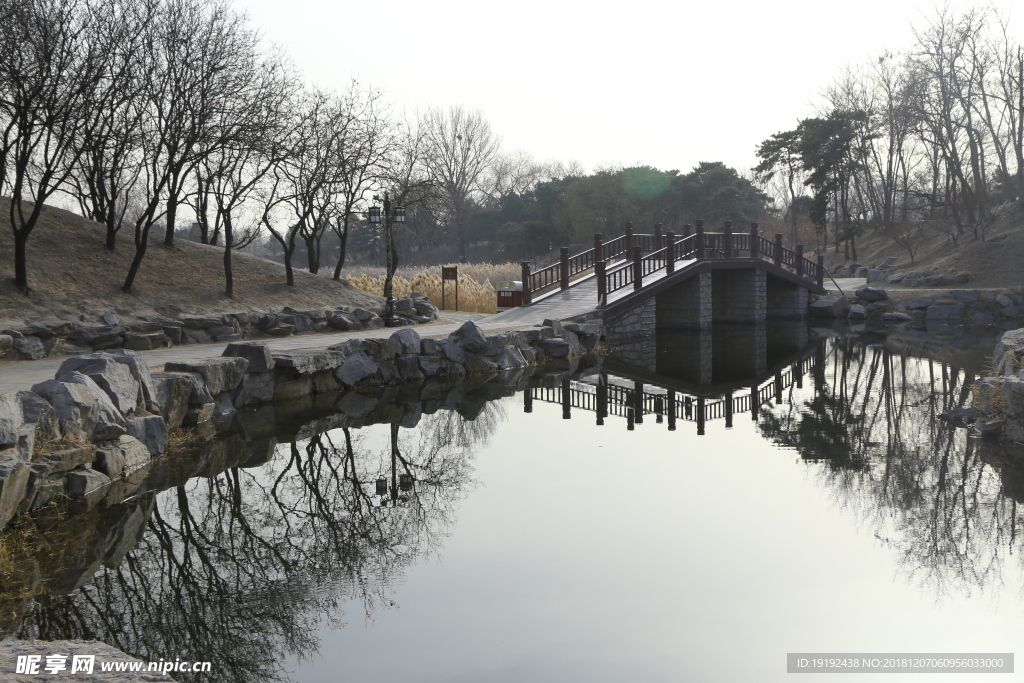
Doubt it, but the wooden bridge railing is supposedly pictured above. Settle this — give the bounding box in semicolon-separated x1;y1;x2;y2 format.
521;220;826;307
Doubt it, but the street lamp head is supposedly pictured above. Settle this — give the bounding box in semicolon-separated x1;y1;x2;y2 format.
368;206;381;224
394;207;406;223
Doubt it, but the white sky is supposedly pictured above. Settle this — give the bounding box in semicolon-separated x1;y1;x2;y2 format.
240;0;1015;176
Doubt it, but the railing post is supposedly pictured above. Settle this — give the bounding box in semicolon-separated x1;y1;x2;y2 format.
593;232;603;262
774;233;783;266
795;244;804;277
521;260;532;306
625;222;634;256
596;260;606;306
750;222;759;259
723;220;733;258
559;247;569;290
633;246;643;291
683;223;691;238
817;253;824;287
654;223;663;250
666;231;676;273
696;220;705;260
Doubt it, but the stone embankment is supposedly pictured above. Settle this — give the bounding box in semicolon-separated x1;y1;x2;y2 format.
809;286;1024;328
971;328;1024;442
0;319;603;534
0;294;441;361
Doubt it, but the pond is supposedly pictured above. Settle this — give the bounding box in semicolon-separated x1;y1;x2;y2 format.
4;323;1024;682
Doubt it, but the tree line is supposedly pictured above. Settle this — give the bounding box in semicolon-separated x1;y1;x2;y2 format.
0;0;778;298
755;6;1024;263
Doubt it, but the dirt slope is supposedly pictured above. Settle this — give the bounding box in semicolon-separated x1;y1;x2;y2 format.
0;198;382;328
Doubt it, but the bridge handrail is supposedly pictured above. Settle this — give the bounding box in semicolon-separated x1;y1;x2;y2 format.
527;232;656;298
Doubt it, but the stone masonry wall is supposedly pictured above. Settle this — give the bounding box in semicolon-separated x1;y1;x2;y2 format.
604;299;655;346
712;269;766;323
766;276;809;319
656;271;711;330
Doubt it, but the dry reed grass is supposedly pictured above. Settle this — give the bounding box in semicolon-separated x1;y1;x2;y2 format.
344;263;521;314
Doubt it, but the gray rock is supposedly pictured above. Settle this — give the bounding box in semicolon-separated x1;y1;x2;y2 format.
93;435;150;477
925;303;964;320
973;312;996;326
421;338;443;356
903;278;924;287
271;349;344;374
951;289;979;303
441;337;466;363
165;357;248;394
182;402;215;427
391;328;422;355
0;393;25;449
352;308;375;322
123;332;166;350
997;294;1014;307
886;272;905;284
181;315;225;329
331;339;368;356
866;268;886;283
209;325;240;341
223;341;276;372
0;454;29;528
809;296;850;318
125;415;168;456
326;311;361;330
265;323;295;336
150;372;194;430
56;355;139;413
272;373;312;401
366;337;403;361
182;327;213;344
17;390;59;442
906;296;934;310
68;325;125;347
65;467;110;498
232;370;275;407
396;354;424;380
976;418;1005;437
418;355;443;378
281;314;314;333
30;445;95;476
855;287;888;302
364;315;384;328
335;353;379;386
854;267;868;278
0;334;12;358
848;304;866;320
212;392;237;431
452;320;488;353
101;313;118;325
496;346;528;369
540;338;572;358
31;374;127;441
13;336;45;360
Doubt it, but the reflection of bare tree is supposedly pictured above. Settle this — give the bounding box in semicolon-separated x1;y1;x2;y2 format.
14;407;488;683
760;336;1024;600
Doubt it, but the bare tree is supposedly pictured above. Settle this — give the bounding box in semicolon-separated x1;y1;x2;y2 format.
420;106;501;261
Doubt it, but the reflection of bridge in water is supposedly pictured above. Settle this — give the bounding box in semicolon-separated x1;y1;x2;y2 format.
527;333;825;435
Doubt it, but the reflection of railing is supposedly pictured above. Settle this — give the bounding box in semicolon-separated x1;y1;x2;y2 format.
520;220;826;307
526;346;822;435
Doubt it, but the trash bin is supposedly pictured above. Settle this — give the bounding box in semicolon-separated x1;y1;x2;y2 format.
496;281;523;311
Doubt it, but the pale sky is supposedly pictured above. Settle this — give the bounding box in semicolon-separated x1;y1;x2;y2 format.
241;0;1015;176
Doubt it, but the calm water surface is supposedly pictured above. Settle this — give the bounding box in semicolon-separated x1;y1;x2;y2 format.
9;324;1024;682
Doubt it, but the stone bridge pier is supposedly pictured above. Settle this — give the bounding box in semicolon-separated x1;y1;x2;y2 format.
605;266;809;340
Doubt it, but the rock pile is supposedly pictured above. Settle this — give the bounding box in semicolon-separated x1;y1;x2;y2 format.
0;319;603;532
972;328;1024;442
0;295;441;361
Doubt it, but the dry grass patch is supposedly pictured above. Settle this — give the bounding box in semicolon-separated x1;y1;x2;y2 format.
345;263;521;313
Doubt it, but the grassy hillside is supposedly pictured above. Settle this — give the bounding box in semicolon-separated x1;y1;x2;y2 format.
829;205;1024;289
0;198;383;328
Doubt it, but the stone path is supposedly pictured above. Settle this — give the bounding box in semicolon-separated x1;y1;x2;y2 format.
0;311;553;394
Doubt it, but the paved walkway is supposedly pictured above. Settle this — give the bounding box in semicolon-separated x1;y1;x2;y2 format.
0;311;534;394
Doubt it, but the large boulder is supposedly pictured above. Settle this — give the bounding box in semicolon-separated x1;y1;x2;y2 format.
150;372;194;430
164;357;248;394
994;329;1024;376
271;349;344;375
125;415;168;456
223;341;275;372
0;393;24;449
17;390;60;442
855;287;888;302
326;311;360;330
232;371;275;407
335;353;379;386
0;454;29;529
57;350;157;412
925;303;964;320
31;374;126;441
391;328;422;355
809;296;850;318
496;346;528;369
56;355;138;413
451;320;488;353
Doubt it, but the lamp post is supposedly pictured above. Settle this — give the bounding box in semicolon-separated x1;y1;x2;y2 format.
368;191;406;328
376;423;415;507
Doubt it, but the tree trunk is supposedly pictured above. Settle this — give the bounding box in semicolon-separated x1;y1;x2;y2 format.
223;221;233;298
163;195;177;247
123;229;150;292
13;229;29;293
285;250;294;286
105;217;117;252
305;234;318;274
333;217;350;280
